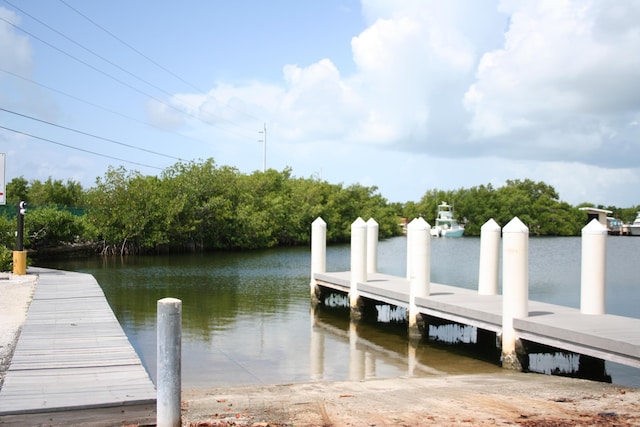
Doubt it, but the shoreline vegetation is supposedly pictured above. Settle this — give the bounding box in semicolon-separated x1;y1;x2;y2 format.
1;159;638;264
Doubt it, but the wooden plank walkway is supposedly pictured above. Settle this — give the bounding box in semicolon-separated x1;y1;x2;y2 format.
0;267;156;427
314;271;640;369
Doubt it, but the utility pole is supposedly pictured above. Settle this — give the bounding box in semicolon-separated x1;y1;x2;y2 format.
258;123;266;172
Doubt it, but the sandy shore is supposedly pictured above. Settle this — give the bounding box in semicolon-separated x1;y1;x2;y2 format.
181;373;640;426
1;271;639;426
0;272;36;389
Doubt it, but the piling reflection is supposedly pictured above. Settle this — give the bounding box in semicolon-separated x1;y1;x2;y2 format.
309;305;500;382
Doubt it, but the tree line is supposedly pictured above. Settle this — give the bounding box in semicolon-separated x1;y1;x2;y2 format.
1;159;638;262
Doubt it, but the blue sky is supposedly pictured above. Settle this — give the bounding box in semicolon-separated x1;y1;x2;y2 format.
1;0;639;207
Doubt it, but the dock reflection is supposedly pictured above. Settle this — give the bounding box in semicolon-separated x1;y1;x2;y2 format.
309;305;501;382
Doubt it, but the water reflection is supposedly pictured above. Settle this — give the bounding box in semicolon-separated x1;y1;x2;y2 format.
308;305;502;384
37;236;640;388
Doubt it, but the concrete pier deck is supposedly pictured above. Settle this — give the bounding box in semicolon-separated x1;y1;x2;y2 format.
314;271;640;369
0;267;156;426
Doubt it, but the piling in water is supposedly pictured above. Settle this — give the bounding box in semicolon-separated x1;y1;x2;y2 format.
350;217;367;318
581;219;607;315
501;217;528;371
408;217;431;339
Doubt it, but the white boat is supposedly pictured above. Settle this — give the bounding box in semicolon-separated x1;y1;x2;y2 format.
629;212;640;236
430;202;464;237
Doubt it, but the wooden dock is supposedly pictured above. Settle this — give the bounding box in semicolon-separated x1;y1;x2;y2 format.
314;271;640;369
0;267;156;426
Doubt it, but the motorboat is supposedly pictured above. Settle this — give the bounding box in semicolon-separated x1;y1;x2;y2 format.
629;212;640;236
430;202;464;237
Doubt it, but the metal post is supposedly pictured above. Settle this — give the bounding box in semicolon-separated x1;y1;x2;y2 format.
13;201;27;275
157;298;182;427
16;201;25;251
258;123;267;172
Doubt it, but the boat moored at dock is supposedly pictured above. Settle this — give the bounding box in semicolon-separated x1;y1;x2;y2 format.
430;202;464;237
629;212;640;236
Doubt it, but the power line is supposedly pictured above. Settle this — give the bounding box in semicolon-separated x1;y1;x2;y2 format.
0;107;183;161
54;0;262;123
0;14;255;140
56;0;203;94
0;67;214;147
0;125;164;170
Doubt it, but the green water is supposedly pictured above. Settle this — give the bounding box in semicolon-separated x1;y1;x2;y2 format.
39;236;640;388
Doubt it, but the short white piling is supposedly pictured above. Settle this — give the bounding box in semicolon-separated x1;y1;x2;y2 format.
501;217;528;370
310;217;327;299
581;219;607;315
157;298;182;427
408;217;431;338
478;218;501;295
350;217;367;315
366;218;379;274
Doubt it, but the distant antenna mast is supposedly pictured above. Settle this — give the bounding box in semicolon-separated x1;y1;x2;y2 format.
258;123;267;172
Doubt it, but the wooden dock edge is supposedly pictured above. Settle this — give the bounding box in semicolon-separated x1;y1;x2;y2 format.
0;399;156;427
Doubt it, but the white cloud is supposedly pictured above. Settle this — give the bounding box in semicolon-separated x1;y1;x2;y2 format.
0;8;32;77
145;99;185;130
464;0;640;166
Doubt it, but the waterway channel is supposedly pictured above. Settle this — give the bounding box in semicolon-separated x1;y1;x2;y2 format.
39;235;640;389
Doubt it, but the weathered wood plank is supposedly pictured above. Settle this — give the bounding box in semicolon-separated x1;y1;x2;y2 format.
0;267;156;426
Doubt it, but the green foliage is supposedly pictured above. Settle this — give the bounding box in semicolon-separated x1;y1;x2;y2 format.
0;215;14;249
405;179;587;236
0;245;12;271
9;161;638;255
82;161;402;253
6;176;84;206
26;207;87;248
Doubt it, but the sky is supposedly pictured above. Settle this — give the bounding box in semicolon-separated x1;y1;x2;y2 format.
1;0;639;207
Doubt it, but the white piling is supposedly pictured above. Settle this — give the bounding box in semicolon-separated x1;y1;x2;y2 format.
501;217;528;370
350;217;367;314
406;218;417;280
366;218;379;274
581;219;607;315
157;298;182;427
408;217;431;337
310;217;327;298
478;218;501;295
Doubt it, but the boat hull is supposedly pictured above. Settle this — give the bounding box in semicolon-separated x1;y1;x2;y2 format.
441;228;464;238
430;226;465;237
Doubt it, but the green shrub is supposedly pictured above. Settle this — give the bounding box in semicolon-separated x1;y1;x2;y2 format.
0;245;12;272
26;207;85;248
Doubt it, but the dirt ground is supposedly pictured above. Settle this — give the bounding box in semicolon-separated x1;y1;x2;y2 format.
181;372;640;426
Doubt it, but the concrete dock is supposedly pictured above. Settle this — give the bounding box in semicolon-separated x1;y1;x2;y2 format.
315;271;640;369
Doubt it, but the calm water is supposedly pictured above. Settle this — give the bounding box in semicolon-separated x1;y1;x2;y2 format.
40;236;640;388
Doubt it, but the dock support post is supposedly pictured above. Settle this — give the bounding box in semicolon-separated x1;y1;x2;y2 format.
350;217;367;318
581;219;607;315
478;218;501;295
406;218;415;280
408;217;431;339
366;218;379;274
310;217;327;304
157;298;182;427
501;217;528;371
